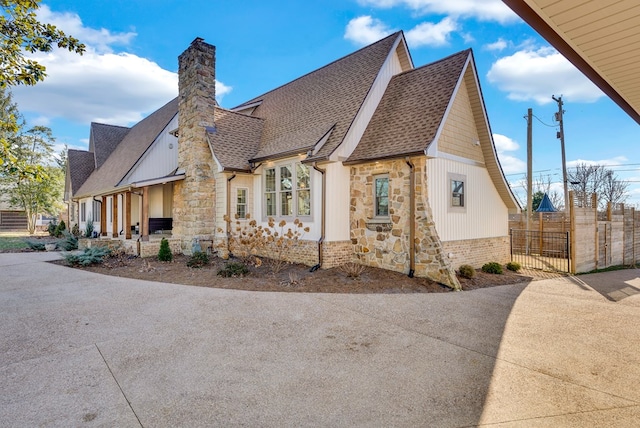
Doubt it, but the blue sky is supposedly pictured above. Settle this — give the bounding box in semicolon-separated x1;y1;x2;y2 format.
10;0;640;207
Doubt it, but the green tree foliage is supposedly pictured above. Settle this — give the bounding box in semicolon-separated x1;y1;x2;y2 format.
158;237;172;262
1;0;84;176
1;125;64;234
531;191;544;211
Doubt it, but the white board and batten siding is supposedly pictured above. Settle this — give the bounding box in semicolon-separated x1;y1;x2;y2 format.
428;157;509;242
121;115;179;185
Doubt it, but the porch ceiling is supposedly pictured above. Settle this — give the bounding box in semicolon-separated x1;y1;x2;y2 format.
503;0;640;124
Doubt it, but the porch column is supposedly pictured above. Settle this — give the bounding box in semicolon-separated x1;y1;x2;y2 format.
112;194;119;238
101;196;107;236
141;186;149;241
125;191;132;239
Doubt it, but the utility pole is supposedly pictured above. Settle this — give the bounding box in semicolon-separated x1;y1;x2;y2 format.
553;95;569;212
526;108;533;232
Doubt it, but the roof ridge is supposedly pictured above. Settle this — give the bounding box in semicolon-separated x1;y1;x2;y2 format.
393;48;471;78
233;32;402;109
90;122;131;129
214;105;265;122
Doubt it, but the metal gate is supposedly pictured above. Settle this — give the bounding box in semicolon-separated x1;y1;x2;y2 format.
510;229;570;273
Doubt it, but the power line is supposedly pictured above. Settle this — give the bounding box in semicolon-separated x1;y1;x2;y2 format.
532;114;557;128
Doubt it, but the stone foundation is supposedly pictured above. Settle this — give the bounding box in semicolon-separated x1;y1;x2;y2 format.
322;240;354;268
442;236;510;269
79;236;183;258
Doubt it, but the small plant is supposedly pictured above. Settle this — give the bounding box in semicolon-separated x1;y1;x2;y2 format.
339;262;366;279
47;221;57;236
58;230;78;251
217;262;249;278
64;246;111;266
84;218;94;238
71;223;81;237
25;240;46;251
458;264;476;279
481;262;503;275
187;251;209;268
158;237;172;262
506;261;521;272
54;220;66;237
280;272;301;287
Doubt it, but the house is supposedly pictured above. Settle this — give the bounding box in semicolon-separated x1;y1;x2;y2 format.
66;32;519;288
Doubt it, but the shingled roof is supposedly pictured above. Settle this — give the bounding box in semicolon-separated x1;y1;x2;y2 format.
89;123;130;168
346;49;470;164
75;97;179;198
232;32;403;163
207;107;264;172
67;149;96;195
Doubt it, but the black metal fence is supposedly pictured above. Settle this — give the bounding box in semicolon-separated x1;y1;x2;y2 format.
510;229;570;273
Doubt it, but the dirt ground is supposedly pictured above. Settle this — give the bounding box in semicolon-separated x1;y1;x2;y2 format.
49;252;535;293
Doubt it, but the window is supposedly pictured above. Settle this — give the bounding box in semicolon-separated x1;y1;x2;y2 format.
236;188;248;218
451;180;464;207
264;162;311;218
374;174;389;217
92;200;101;222
80;202;86;222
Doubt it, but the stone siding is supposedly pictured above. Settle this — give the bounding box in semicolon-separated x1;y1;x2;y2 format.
350;157;460;289
442;236;510;269
172;38;218;254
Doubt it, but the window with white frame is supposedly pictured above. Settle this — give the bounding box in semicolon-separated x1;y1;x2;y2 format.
80;202;86;222
236;188;248;219
448;172;466;211
264;162;311;218
374;174;389;218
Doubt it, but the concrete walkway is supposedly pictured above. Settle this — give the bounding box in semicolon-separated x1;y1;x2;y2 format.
1;252;639;427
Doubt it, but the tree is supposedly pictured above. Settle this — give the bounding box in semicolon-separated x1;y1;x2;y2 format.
531;190;544;211
0;125;64;233
568;163;629;210
1;0;84;175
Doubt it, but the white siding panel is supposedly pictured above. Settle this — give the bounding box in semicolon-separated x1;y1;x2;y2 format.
428;158;508;241
122;115;179;184
325;162;351;241
332;49;404;160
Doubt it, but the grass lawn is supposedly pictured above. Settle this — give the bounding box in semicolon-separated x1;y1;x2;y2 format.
0;231;48;251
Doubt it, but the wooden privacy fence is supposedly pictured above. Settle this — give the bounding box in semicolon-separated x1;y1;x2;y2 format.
509;192;640;274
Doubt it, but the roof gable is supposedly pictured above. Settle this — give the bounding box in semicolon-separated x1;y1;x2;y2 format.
233;32;404;162
67;149;95;197
346;49;470;164
207;107;264;172
75;97;179;197
89;123;130;168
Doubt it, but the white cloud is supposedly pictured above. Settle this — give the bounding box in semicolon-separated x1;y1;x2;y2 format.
11;6;231;127
344;16;394;45
487;47;604;105
567;156;627;168
493;133;526;174
484;38;507;51
405;17;457;47
357;0;518;23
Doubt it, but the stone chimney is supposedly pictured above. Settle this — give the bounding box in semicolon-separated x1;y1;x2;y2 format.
172;37;217;253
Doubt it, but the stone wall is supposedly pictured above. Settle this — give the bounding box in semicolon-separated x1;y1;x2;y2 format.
350;157;459;289
173;38;218;254
322;240;354;268
441;236;510;269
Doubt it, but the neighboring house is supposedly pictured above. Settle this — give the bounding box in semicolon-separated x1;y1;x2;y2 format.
0;198;27;231
67;32;519;288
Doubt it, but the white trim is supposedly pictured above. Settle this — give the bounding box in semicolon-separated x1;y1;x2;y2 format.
435;151;484;167
131;174;185;188
231;100;263;114
312;126;334;156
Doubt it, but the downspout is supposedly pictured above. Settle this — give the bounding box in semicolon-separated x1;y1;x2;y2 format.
405;157;415;278
310;162;326;272
226;173;237;255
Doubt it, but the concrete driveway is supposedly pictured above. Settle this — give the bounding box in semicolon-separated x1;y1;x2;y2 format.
1;252;639;427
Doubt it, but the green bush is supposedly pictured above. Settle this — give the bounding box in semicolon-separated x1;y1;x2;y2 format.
458;264;476;279
64;246;111;266
481;262;503;275
58;230;78;251
158;237;172;262
47;221;57;237
506;261;521;272
71;223;81;237
217;262;249;278
84;219;94;238
54;220;66;237
25;240;46;251
187;251;209;268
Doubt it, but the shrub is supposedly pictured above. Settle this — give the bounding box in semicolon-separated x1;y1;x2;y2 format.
506;261;521;272
47;221;57;236
54;220;66;237
339;262;366;279
71;223;81;237
64;246;111;266
84;218;94;238
217;262;249;278
58;230;78;251
481;262;503;275
187;251;209;268
158;237;172;262
25;240;46;251
458;264;476;279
